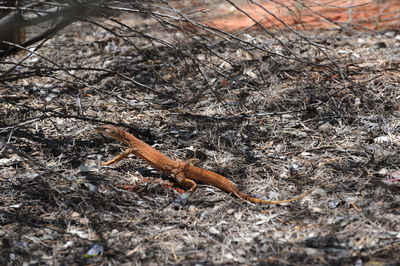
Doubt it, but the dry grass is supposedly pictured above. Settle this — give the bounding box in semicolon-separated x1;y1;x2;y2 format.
1;2;400;265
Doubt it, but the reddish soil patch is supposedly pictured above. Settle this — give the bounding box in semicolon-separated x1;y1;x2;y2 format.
203;0;400;31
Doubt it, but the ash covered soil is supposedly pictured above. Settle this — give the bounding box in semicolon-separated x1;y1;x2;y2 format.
1;17;400;265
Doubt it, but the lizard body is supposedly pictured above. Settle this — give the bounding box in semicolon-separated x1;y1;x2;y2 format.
96;125;310;204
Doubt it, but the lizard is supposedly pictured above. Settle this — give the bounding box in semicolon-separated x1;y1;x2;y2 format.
96;125;311;204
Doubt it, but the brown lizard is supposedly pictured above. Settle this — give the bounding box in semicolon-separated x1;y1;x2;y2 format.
96;125;311;204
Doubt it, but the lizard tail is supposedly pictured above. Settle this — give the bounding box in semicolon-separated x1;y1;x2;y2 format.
237;189;312;204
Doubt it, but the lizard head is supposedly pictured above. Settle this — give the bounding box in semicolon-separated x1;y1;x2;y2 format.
96;125;133;146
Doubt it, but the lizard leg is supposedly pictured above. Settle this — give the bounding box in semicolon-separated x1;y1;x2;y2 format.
100;148;136;166
176;175;197;192
172;163;198;192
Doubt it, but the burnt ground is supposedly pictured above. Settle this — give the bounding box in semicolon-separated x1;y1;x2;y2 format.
1;12;400;266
